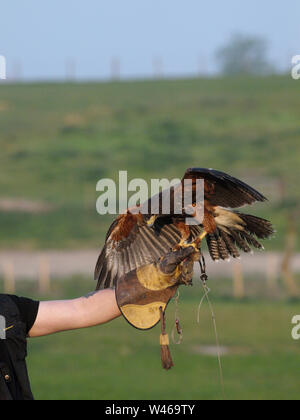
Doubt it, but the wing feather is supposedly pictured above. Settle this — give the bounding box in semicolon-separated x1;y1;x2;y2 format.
95;220;186;290
95;168;271;289
183;168;267;208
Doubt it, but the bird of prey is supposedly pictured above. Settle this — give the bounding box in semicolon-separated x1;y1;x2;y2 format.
95;168;274;289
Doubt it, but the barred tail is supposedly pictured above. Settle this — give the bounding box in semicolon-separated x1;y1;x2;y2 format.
206;212;274;261
235;213;274;239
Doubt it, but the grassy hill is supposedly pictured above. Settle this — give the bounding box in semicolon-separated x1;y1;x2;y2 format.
0;76;299;250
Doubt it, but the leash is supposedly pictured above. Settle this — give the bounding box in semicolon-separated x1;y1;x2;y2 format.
171;290;183;345
198;252;226;400
199;252;208;282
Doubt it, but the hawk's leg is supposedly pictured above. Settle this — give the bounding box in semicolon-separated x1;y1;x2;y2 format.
186;231;208;251
194;231;208;247
173;221;192;250
175;230;208;252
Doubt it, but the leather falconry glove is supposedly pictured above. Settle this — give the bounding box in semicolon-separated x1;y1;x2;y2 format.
115;246;199;370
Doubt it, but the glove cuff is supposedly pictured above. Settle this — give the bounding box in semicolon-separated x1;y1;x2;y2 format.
116;263;180;331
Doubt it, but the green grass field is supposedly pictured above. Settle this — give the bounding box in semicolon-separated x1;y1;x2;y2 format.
4;276;299;400
1;76;300;400
0;76;299;250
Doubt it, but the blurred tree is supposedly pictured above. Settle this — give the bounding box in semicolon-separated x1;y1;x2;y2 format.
216;34;274;76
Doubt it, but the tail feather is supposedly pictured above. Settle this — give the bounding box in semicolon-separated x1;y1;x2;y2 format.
216;234;230;260
229;230;252;253
240;230;264;250
236;213;274;239
206;230;236;261
206;233;221;261
220;231;240;259
205;210;274;261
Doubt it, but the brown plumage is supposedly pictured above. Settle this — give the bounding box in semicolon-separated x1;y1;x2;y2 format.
95;168;274;289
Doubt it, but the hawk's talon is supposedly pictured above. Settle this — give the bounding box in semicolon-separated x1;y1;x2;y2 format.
175;231;208;252
174;239;195;251
192;231;208;250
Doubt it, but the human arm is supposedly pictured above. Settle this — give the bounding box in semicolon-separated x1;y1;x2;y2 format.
29;288;121;338
29;246;197;338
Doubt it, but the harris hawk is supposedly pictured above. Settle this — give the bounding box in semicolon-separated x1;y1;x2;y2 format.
95;168;274;290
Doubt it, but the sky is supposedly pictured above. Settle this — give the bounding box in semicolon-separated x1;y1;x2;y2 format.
0;0;299;81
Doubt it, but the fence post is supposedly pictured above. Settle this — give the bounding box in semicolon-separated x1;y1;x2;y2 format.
39;257;50;294
281;214;299;298
153;56;163;79
266;254;278;296
110;57;121;80
233;261;245;299
3;261;15;294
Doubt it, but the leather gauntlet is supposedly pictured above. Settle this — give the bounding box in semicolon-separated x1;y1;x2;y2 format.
115;246;197;330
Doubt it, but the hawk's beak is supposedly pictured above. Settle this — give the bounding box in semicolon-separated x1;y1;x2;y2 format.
147;215;158;228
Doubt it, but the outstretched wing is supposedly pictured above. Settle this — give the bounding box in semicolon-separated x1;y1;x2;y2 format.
182;168;267;208
95;213;202;290
95;168;268;290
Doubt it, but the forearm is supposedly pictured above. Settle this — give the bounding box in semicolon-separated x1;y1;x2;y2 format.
29;288;121;338
74;289;121;329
